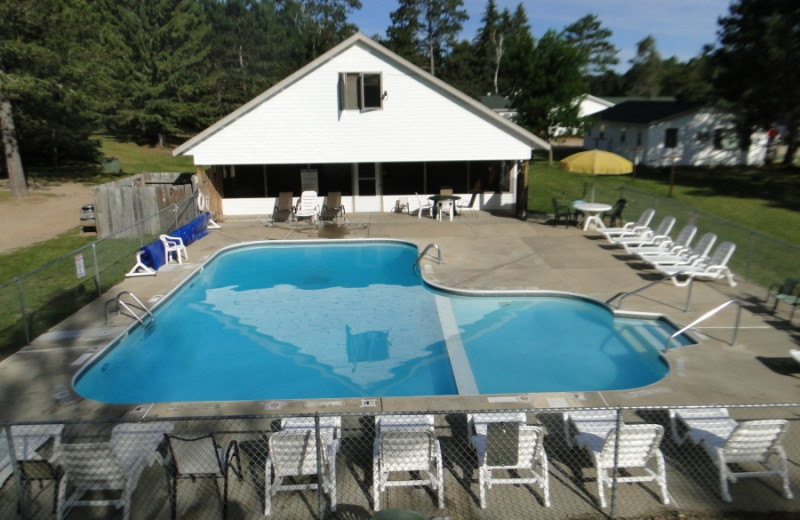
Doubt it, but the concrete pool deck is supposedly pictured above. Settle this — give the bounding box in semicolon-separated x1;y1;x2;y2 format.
1;209;798;424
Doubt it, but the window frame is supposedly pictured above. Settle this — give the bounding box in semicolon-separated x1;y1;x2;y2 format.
338;72;383;112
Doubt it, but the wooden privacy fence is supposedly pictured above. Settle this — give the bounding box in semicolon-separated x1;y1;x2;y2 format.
92;172;196;238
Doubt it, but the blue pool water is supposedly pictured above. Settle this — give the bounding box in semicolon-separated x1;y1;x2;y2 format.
74;241;688;404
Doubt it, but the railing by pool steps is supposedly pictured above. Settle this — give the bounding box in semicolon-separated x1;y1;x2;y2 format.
414;243;441;269
105;291;154;328
664;298;742;352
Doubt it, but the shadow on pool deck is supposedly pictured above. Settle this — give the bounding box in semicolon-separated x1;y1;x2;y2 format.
0;210;798;424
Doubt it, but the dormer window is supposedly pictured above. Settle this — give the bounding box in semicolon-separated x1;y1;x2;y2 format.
338;72;383;111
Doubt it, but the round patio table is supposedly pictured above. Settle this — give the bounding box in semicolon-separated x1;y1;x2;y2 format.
572;202;612;231
428;195;461;219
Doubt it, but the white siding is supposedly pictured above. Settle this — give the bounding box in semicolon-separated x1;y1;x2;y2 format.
592;108;767;167
187;44;533;165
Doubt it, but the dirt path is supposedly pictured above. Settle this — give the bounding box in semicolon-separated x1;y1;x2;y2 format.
0;182;95;253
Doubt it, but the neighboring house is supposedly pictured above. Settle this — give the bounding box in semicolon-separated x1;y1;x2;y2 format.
174;33;550;216
480;94;517;121
585;101;767;167
551;94;615;138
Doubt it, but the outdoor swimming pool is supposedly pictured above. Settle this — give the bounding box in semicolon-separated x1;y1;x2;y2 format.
74;240;691;404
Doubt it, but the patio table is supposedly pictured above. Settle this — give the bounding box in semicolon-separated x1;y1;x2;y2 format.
572;202;612;231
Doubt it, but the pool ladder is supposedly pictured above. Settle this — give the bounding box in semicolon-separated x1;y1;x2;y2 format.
106;291;155;328
414;243;441;270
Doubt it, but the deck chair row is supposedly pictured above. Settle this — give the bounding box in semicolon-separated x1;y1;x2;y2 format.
270;191;346;225
602;208;737;287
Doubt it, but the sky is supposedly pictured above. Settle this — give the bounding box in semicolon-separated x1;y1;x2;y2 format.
349;0;734;71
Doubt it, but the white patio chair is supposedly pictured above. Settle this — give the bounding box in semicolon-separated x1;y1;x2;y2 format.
294;190;319;223
600;208;655;240
55;439;153;520
670;408;792;502
577;423;669;509
655;241;737;287
415;192;433;219
472;421;550;509
110;421;174;467
372;428;444;511
160;234;188;264
639;231;717;267
457;192;478;217
611;216;675;247
265;430;337;515
562;409;619;449
437;199;454;221
624;224;697;256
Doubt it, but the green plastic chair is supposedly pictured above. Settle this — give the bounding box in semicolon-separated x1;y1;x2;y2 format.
551;198;573;228
766;277;799;321
603;198;627;227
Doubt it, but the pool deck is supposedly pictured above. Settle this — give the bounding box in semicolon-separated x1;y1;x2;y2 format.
1;210;799;424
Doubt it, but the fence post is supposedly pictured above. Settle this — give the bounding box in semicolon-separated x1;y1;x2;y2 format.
16;279;31;345
92;242;101;296
746;230;755;282
314;413;325;520
609;408;623;518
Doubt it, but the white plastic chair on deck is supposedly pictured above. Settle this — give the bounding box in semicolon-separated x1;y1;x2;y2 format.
160;234;188;264
372;414;443;511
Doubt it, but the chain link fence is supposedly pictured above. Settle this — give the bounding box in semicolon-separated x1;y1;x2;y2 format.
580;183;799;290
2;404;798;519
0;195;202;353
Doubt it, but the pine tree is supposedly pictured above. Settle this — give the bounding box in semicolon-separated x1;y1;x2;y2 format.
562;14;619;77
103;0;217;146
385;0;426;68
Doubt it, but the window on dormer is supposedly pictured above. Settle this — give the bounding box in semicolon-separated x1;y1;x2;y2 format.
338;72;383;111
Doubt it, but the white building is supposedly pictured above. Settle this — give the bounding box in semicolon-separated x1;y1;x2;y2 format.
175;33;550;216
585;101;767;167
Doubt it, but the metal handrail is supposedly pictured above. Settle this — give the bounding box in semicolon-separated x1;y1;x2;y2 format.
608;274;675;310
664;298;742;352
106;291;155;327
414;243;441;268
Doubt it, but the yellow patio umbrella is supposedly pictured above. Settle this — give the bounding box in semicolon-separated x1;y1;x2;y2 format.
558;149;633;175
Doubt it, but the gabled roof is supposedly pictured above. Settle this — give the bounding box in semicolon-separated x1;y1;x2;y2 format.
175;33;550;156
595;101;706;125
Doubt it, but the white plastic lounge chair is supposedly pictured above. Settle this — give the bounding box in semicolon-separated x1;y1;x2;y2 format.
471;420;550;508
576;424;669;509
415;192;433;219
294;191;319;223
372;428;444;511
669;408;792;502
266;430;337;515
639;232;717;268
279;416;341;496
611;216;675;248
624;224;697;256
160;234;188;264
319;192;345;222
164;433;242;520
656;241;737;287
562;409;619;449
271;192;295;225
601;208;655;240
55;438;154;520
